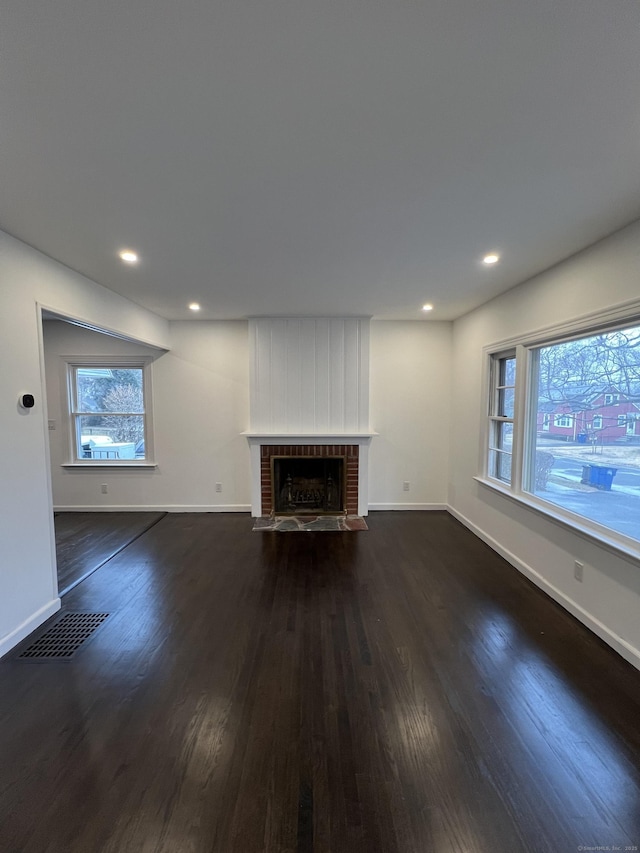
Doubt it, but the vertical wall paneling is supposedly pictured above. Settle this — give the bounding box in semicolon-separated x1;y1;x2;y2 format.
314;318;331;433
285;320;302;431
251;321;272;432
270;320;288;432
249;317;371;433
329;320;345;429
344;319;360;429
300;319;317;431
358;320;370;429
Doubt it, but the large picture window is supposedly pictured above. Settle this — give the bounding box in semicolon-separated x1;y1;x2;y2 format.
66;360;152;463
484;319;640;553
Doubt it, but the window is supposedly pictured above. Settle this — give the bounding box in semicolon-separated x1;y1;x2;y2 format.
487;352;516;484
553;414;573;428
483;318;640;555
65;359;152;464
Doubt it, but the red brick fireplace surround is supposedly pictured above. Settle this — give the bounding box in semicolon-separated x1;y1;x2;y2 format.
260;444;359;516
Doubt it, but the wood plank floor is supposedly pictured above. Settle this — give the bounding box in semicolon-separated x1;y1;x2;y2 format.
1;511;639;852
54;511;166;594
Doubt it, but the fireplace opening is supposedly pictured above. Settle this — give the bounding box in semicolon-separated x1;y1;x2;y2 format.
272;456;345;515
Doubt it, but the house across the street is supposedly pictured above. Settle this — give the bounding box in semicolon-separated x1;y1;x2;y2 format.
538;386;640;443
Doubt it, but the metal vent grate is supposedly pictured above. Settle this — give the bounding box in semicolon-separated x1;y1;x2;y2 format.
19;612;110;659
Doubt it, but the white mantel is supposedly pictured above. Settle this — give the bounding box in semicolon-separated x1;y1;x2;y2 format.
244;432;375;517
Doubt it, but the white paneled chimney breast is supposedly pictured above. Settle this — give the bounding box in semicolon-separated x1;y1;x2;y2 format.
249;317;371;433
244;317;375;516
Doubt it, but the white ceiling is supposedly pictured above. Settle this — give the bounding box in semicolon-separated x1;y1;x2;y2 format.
2;0;640;321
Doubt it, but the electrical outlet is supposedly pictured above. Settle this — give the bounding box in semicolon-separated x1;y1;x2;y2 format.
215;482;222;493
403;481;410;491
574;560;584;582
48;419;56;431
101;484;108;495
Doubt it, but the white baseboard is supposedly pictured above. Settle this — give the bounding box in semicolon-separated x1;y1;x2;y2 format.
54;504;252;513
447;504;640;672
0;597;61;660
368;503;448;511
55;503;447;513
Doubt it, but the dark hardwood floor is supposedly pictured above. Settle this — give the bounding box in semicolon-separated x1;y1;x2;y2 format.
1;511;639;852
54;511;166;594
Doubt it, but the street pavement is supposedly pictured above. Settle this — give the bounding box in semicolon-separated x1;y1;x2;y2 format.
538;453;640;541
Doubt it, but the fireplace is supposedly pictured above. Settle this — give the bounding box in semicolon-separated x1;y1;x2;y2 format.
245;434;373;517
257;444;360;516
272;456;345;515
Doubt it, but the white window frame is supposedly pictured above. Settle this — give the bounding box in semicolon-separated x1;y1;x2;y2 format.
478;300;640;563
618;414;627;427
592;415;603;430
553;414;573;428
486;350;517;485
61;356;156;467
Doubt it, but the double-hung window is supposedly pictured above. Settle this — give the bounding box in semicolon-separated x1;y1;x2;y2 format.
482;316;640;556
487;351;516;484
65;358;153;464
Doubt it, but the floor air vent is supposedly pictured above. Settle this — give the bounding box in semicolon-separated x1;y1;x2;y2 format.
18;612;110;660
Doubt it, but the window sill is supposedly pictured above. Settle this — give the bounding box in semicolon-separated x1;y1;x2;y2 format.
62;462;157;469
474;475;640;565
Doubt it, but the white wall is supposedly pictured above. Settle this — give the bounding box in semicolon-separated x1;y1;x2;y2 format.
45;317;451;513
45;321;451;511
449;220;640;669
45;320;251;511
369;320;451;509
0;230;169;657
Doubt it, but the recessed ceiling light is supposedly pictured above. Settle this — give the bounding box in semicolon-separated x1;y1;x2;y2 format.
119;250;138;264
422;303;434;312
188;302;201;311
483;253;500;265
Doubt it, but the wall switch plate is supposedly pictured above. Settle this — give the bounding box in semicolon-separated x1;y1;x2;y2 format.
48;420;56;430
215;483;222;493
101;484;108;494
403;481;410;491
574;560;584;582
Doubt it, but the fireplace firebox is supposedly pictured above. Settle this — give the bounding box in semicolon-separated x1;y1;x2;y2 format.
272;456;345;515
255;443;361;517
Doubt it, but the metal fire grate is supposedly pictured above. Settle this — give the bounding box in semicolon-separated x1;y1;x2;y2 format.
18;612;110;660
